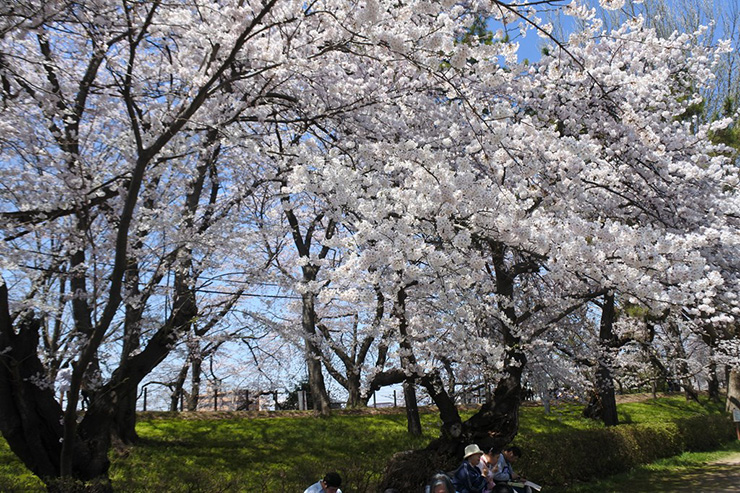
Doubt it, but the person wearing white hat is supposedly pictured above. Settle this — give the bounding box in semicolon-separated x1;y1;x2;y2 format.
451;444;487;493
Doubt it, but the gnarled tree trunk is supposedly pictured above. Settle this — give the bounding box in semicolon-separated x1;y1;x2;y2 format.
395;283;422;436
594;292;618;426
303;290;332;414
727;369;740;413
379;348;525;492
0;286;114;491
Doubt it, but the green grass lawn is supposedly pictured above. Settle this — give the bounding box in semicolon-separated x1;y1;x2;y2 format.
0;394;733;492
0;440;43;492
112;411;436;492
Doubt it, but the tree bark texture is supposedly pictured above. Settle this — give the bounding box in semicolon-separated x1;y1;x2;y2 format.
303;291;332;414
727;369;740;413
170;364;190;412
591;292;619;426
395;283;422;436
380;348;525;491
188;355;203;412
403;380;423;436
0;285;113;490
707;359;721;403
1;263;201;489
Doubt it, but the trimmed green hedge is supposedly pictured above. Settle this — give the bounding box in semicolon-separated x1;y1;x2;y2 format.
517;414;735;486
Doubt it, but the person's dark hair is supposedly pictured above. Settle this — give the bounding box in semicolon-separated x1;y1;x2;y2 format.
504;445;522;458
427;472;455;492
492;484;514;493
323;472;342;487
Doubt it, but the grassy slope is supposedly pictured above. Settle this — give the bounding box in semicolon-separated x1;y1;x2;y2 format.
0;395;734;492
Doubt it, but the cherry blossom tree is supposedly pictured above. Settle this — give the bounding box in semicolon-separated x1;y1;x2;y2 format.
581;0;740;117
1;1;737;491
375;10;738;489
0;0;499;488
584;0;740;407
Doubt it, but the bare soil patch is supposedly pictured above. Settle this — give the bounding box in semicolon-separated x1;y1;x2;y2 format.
614;392;681;404
614;452;740;492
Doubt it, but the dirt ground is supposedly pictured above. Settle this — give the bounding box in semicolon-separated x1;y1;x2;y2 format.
606;452;740;492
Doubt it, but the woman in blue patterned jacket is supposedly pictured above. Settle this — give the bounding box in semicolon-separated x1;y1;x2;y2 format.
452;444;487;493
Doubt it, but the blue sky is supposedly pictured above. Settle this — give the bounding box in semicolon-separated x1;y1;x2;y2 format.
486;0;738;66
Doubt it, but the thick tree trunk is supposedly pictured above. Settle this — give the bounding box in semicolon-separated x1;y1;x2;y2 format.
0;286;113;491
394;283;422;435
464;351;525;451
170;364;189;412
304;291;331;414
1;267;201;489
188;355;203;411
114;389;139;445
583;366;618;423
345;374;365;408
73;403;114;487
302;288;331;414
727;369;740;413
304;311;331;413
307;354;331;413
380;350;525;492
589;292;619;426
420;371;462;439
403;380;422;436
0;308;64;482
707;360;721;403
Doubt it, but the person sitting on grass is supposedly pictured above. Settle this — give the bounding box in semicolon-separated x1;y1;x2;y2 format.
493;446;530;493
304;471;342;493
426;472;456;493
479;447;500;493
452;444;488;493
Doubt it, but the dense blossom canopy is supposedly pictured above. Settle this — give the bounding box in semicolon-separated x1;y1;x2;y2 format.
0;0;738;486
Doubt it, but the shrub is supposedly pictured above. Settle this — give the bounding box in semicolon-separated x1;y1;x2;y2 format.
517;414;735;486
675;414;734;451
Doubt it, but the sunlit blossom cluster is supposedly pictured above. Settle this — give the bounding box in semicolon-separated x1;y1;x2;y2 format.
0;0;737;421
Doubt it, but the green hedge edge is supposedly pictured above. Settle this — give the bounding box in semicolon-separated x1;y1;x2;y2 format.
517;414;736;486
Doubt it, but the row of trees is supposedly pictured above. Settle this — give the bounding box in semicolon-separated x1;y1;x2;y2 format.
1;0;738;491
